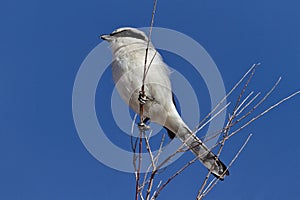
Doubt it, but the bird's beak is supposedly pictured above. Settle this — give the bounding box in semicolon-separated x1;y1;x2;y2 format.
100;34;111;41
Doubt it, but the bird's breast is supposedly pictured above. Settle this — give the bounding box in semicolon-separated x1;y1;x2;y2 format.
111;48;174;123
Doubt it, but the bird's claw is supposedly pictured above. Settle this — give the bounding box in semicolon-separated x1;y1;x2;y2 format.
138;91;148;105
138;122;150;131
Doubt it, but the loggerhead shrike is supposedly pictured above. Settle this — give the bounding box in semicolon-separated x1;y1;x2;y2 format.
100;27;229;180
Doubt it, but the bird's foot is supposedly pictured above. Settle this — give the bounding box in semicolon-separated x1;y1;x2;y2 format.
138;91;148;105
138;122;150;131
138;91;154;105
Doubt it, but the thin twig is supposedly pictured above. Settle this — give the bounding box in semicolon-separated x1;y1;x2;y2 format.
198;66;257;197
143;131;156;169
193;63;260;133
135;131;143;200
141;133;166;193
194;102;231;135
201;177;216;195
196;170;212;198
146;170;157;200
131;114;139;152
234;91;254;115
228;90;300;139
142;0;158;85
153;139;226;200
236;92;261;116
232;65;257;115
152;156;199;199
136;1;158;199
233;77;282;128
202;77;281;144
144;130;157;200
154;134;166;166
198;134;252;199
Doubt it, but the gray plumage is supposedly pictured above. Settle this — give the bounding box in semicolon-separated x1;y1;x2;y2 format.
101;27;229;180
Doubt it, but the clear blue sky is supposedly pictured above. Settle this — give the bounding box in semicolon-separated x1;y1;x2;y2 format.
1;0;300;199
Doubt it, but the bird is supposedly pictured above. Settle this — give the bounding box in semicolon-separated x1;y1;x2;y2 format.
100;27;229;180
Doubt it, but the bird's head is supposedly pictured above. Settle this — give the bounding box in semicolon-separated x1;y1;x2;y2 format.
100;27;149;51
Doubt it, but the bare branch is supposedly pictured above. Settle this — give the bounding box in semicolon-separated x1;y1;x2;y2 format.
136;1;158;199
154;134;166;166
194;63;260;133
236;92;261;116
194;102;231;135
130;1;300;197
228;90;300;139
143;131;156;169
135;131;143;200
198;134;252;199
152;157;199;199
233;77;282;127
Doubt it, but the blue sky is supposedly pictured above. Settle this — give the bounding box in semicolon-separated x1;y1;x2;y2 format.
1;0;300;199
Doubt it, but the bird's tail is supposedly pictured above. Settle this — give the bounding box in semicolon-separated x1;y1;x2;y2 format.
177;127;229;180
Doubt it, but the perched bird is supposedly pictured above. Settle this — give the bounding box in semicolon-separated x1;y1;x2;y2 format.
101;27;229;180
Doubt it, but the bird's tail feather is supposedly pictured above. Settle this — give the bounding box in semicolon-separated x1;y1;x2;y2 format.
178;127;229;180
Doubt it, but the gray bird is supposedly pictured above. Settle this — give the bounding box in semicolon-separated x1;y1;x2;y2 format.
101;27;229;180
